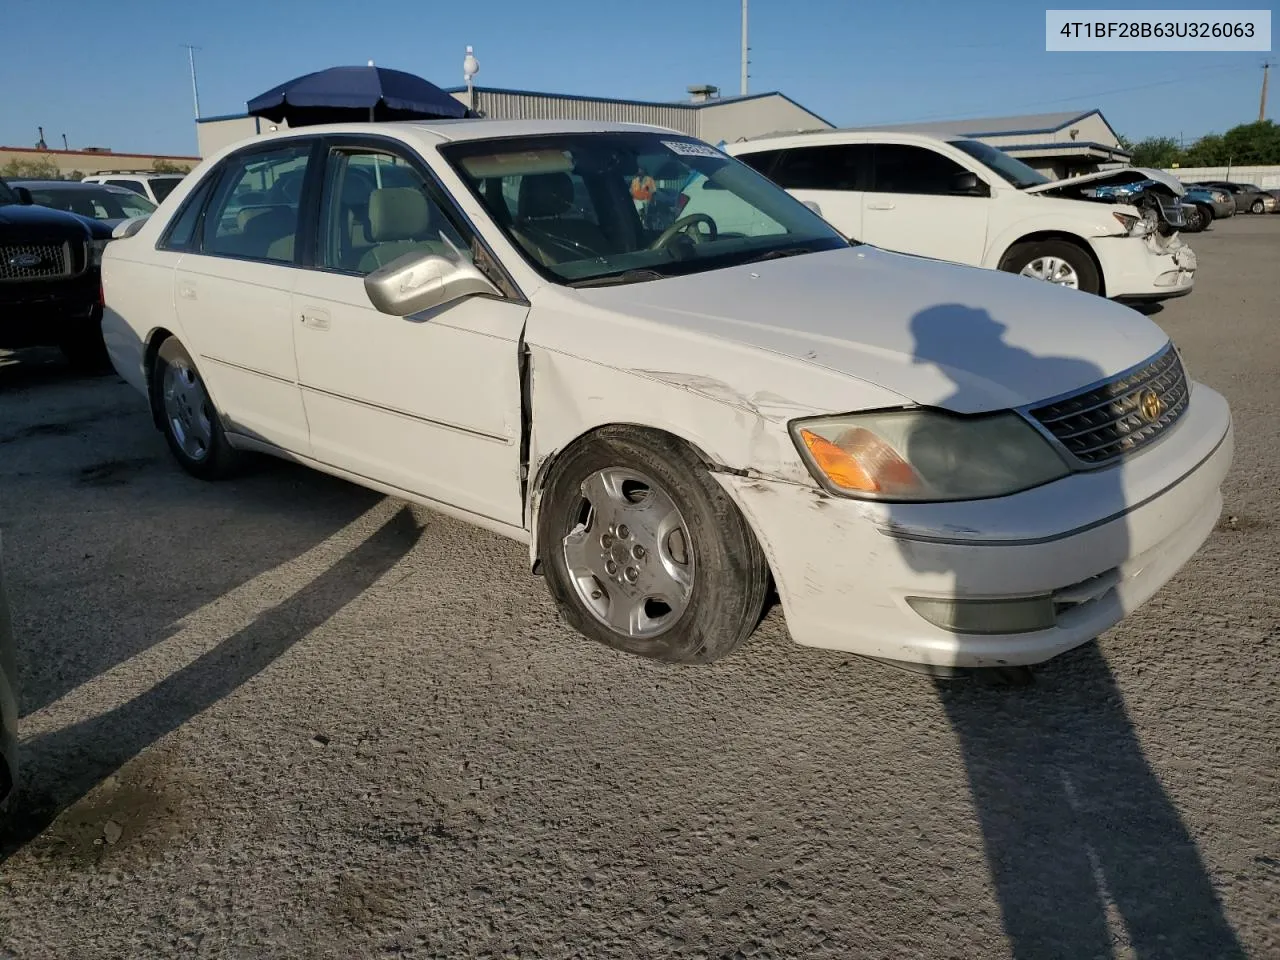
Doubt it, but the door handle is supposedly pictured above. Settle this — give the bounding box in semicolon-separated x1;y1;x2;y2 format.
177;281;197;300
867;201;896;211
300;308;331;331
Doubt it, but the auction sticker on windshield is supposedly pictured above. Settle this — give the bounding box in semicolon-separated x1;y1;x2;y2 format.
662;140;725;158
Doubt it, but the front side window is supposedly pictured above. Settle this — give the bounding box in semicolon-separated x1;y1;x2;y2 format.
871;144;976;196
202;143;311;263
951;139;1050;190
318;147;469;274
0;180;17;205
444;132;848;286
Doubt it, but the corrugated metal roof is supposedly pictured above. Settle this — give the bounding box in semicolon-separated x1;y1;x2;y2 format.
842;110;1102;137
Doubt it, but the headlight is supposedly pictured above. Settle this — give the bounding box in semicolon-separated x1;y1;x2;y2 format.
1111;212;1152;237
791;409;1070;502
88;238;110;267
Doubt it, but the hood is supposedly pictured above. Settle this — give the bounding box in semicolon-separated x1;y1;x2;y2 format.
1024;166;1186;197
573;247;1170;415
0;202;93;239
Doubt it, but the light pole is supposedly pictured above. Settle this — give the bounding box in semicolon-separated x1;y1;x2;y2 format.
184;44;202;120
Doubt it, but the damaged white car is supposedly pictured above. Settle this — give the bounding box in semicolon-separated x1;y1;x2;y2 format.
100;120;1231;674
725;131;1197;302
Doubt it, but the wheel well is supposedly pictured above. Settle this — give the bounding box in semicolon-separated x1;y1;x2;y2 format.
526;423;719;569
998;231;1106;297
143;328;174;429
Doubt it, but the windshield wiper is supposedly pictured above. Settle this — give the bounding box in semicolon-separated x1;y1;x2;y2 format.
740;246;814;264
567;269;666;288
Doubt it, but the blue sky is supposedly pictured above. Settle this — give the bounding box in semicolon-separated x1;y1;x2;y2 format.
0;0;1271;156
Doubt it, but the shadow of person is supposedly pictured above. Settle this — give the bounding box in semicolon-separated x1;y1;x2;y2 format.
898;303;1243;959
0;504;422;862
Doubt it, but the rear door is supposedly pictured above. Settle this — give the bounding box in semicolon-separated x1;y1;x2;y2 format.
172;139;316;453
860;143;990;265
742;143;871;240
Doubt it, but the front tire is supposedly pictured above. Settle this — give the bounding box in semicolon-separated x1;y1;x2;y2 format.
150;337;242;480
1181;205;1207;233
538;427;770;664
1000;240;1101;296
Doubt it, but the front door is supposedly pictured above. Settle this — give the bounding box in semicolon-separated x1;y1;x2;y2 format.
291;142;528;528
860;143;991;266
173;140;314;452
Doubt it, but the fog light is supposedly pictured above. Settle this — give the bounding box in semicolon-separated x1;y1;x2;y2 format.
906;595;1055;635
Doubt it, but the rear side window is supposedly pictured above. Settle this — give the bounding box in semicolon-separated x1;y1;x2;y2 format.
105;179;144;196
201;143;311;263
159;175;218;251
151;178;182;202
871;144;970;196
771;144;872;191
736;149;784;178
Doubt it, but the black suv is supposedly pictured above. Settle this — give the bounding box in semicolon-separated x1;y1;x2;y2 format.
1;176;111;367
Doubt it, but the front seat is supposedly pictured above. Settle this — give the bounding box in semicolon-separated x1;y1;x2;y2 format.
515;173;610;262
358;187;435;273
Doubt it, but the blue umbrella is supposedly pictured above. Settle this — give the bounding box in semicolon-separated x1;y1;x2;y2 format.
247;65;473;126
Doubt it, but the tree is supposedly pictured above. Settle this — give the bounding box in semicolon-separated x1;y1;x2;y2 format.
2;156;60;179
1182;134;1228;167
1127;136;1181;168
152;159;192;174
1219;120;1280;165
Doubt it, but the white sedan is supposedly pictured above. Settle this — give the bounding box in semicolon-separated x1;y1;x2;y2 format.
101;119;1232;675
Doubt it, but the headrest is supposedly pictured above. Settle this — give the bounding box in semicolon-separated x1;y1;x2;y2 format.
518;173;575;219
240;206;294;238
368;187;431;242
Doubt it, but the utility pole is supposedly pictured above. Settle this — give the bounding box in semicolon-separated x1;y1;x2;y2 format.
184;44;202;120
740;0;749;96
1260;60;1273;122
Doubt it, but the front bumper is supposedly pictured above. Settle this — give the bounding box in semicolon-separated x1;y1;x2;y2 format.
717;384;1232;668
1209;200;1236;219
1093;234;1196;301
0;270;101;348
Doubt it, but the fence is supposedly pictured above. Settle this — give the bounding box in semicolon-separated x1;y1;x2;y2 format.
1161;165;1280;188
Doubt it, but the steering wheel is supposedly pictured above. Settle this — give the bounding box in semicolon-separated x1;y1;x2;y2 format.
650;213;718;250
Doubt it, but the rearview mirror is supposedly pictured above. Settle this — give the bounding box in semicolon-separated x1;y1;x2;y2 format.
112;216;149;239
13;187;32;205
364;249;498;317
951;172;990;197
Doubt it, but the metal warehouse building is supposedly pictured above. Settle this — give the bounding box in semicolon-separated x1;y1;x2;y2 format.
194;84;833;157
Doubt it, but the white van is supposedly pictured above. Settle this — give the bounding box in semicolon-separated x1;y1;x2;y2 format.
724;131;1196;302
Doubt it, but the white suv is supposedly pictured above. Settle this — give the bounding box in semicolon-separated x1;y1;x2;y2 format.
81;171;186;205
725;131;1196;302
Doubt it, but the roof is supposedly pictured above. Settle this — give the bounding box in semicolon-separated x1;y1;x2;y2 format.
838;110;1116;140
728;125;1133;160
209;118;690;153
6;179;144;189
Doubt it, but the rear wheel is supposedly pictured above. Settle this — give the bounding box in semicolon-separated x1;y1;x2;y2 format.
538;427;769;664
1000;240;1101;295
150;337;242;480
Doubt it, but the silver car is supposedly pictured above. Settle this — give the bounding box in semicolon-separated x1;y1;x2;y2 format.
0;536;16;809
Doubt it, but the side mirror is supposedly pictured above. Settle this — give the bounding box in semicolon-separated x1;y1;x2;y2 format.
364;248;498;317
802;199;824;217
112;216;149;239
951;172;990;197
13;187;33;205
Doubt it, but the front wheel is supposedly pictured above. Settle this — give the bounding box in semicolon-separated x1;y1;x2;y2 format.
1181;205;1207;233
1000;240;1101;295
538;427;769;664
150;337;242;480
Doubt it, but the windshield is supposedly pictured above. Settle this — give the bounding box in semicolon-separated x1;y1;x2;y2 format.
951;139;1050;190
28;185;156;221
442;132;850;285
0;179;16;205
150;177;183;202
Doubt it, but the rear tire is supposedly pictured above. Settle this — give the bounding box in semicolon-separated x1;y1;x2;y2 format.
1000;240;1101;296
538;427;769;664
150;337;242;480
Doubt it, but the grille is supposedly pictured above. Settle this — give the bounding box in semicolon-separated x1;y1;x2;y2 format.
1028;346;1190;466
0;242;70;281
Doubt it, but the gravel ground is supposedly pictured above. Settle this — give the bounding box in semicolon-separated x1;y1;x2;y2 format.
0;217;1276;959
